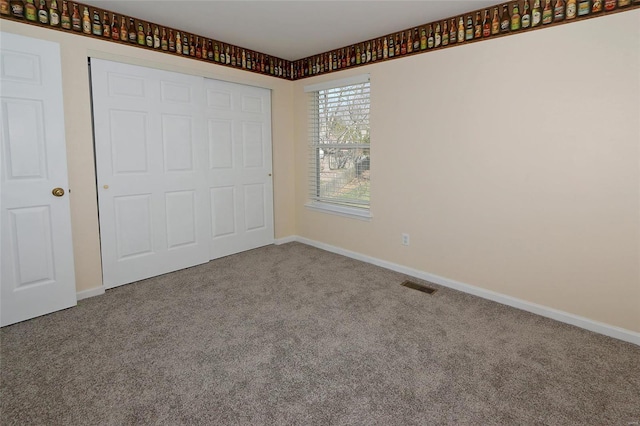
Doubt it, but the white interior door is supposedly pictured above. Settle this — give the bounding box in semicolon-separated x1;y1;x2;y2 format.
0;32;76;326
205;79;274;259
91;59;210;289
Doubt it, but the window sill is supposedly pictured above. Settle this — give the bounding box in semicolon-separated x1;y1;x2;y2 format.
305;201;372;221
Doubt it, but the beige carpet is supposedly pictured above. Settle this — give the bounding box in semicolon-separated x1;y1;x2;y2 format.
1;242;639;425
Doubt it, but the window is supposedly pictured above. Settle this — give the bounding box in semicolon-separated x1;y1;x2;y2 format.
305;75;371;219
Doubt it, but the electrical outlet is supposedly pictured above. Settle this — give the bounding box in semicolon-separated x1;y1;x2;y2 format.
401;233;410;246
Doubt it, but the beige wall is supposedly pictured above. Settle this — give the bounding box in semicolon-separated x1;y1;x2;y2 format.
293;11;640;332
1;20;296;293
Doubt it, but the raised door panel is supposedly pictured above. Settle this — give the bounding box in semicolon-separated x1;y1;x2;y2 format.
1;98;47;180
241;95;263;114
107;73;146;98
165;190;197;249
244;184;266;231
0;50;42;84
114;194;154;260
242;121;264;169
211;186;236;238
109;110;149;175
161;81;192;104
206;89;233;111
6;206;55;288
208;119;233;169
162;114;194;172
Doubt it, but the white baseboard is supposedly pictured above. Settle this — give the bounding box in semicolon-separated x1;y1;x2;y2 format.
76;286;105;301
280;235;640;346
274;235;298;245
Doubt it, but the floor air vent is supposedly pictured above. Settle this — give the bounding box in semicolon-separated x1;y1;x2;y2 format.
401;280;437;294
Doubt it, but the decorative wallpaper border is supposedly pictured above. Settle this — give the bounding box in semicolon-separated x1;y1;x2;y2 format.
1;0;638;81
292;0;640;79
0;0;293;80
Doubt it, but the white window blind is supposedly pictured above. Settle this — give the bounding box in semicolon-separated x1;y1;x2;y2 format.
307;77;370;211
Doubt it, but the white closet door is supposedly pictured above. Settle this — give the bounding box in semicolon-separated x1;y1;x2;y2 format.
205;79;274;259
91;59;210;289
0;33;76;326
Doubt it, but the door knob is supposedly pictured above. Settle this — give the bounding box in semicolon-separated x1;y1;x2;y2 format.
52;187;65;197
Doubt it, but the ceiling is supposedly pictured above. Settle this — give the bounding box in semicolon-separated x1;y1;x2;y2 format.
84;1;501;61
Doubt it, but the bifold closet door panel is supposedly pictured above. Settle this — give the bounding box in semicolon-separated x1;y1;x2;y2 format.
204;79;274;260
91;59;210;289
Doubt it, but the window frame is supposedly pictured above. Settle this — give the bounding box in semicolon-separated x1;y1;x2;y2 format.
304;74;372;220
